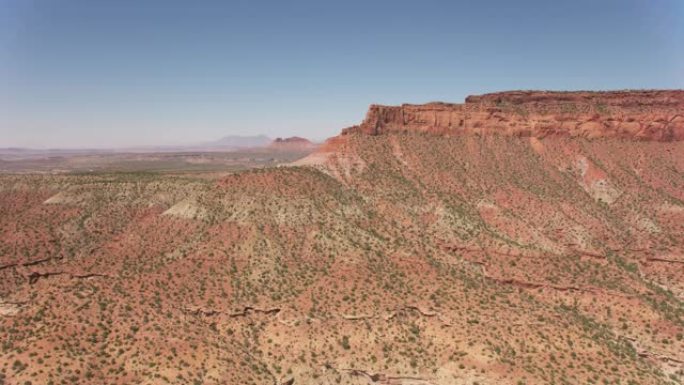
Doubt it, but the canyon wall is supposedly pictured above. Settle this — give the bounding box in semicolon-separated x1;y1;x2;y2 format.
342;90;684;141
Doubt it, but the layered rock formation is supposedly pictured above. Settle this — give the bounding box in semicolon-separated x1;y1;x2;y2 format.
342;90;684;141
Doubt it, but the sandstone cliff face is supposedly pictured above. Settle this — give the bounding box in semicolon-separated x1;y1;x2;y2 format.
343;90;684;141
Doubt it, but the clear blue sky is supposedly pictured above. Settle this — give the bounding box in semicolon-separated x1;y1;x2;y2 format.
1;0;683;148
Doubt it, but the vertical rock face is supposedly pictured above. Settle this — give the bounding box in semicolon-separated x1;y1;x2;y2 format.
342;90;684;141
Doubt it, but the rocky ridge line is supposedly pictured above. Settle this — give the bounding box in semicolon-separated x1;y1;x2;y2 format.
342;90;684;141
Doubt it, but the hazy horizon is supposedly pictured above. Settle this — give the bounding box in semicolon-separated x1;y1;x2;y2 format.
0;133;292;151
2;0;683;148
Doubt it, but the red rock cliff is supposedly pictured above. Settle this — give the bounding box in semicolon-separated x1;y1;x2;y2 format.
342;90;684;141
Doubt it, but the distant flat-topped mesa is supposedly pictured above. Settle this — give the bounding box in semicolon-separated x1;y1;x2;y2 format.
269;136;317;150
342;90;684;141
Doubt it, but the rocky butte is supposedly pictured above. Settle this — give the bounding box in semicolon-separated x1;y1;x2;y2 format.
269;136;317;150
342;90;684;141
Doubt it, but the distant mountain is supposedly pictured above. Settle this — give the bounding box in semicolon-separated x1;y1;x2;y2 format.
0;135;274;158
203;135;272;149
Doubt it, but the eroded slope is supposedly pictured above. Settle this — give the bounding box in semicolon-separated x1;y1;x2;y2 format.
1;91;683;385
1;134;682;385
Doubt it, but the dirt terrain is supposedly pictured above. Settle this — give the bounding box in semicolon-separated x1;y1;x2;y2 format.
1;91;683;385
